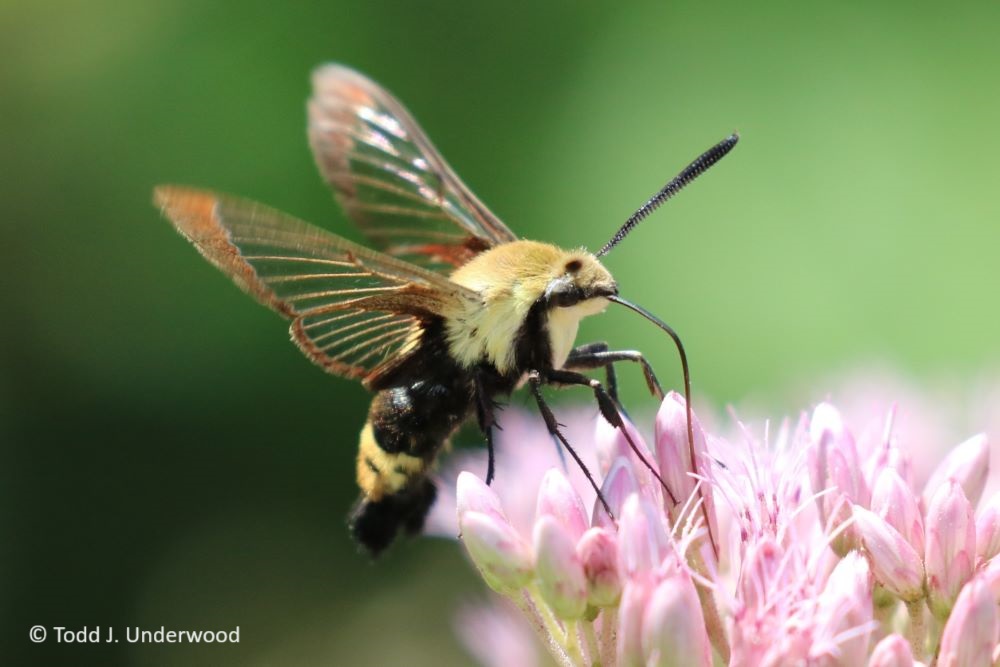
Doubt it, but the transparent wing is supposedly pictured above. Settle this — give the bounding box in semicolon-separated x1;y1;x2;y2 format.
308;64;518;273
155;186;477;386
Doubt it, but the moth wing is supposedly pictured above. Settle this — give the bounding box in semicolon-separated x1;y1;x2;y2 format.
154;186;477;387
308;64;518;273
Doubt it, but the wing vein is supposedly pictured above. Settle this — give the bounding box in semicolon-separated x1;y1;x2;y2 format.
287;285;405;304
319;321;412;352
310;312;401;344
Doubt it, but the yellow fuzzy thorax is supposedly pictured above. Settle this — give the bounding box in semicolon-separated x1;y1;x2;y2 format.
444;240;613;373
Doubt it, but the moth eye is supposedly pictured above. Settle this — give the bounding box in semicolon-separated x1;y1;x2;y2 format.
565;259;582;273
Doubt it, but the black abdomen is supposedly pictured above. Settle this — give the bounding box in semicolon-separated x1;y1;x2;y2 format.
349;321;475;556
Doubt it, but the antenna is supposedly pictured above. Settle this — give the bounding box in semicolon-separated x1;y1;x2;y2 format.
597;133;738;257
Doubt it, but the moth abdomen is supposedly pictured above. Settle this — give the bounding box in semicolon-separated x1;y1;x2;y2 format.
349;475;437;557
351;365;474;555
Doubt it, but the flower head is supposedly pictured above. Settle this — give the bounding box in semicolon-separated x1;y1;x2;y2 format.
441;394;995;667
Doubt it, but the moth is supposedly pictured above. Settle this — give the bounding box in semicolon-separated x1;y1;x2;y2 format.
155;64;737;555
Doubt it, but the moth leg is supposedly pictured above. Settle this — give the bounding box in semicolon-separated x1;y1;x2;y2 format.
564;342;665;401
564;342;619;401
527;370;613;519
474;372;499;485
541;368;677;505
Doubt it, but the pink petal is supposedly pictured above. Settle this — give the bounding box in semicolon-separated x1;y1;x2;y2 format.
853;505;925;601
577;526;622;607
533;516;588;620
811;552;873;667
596;408;662;503
457;471;507;523
641;569;712;667
938;578;998;667
459;510;533;593
535;467;589;542
810;402;870;507
867;634;914;667
978;555;1000;601
925;479;976;619
618;494;670;578
654;392;719;558
655;391;702;505
592;457;639;529
618;575;655;666
871;467;924;554
975;492;1000;564
736;537;785;613
923;433;989;510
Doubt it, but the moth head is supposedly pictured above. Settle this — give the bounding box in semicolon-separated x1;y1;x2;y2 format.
543;251;617;312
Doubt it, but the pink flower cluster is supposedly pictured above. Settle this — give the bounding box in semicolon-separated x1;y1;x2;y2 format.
443;393;997;666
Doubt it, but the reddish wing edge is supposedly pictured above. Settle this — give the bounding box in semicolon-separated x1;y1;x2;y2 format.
154;184;296;317
154;185;475;387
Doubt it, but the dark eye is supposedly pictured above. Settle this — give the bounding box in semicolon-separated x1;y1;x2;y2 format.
565;259;582;273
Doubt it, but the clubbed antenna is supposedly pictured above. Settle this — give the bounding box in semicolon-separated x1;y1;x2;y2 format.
597;133;739;257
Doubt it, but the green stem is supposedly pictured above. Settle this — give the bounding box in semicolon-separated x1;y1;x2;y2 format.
513;590;573;667
905;599;926;660
527;583;569;645
688;548;730;664
564;620;585;666
583;620;601;667
599;607;617;667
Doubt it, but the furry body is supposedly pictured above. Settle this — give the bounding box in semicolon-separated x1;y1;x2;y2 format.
349;240;615;554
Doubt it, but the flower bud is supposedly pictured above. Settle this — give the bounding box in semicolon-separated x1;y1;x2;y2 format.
938;578;998;667
925;479;975;618
655;391;706;506
809;402;870;507
457;471;506;523
641;568;712;667
871;467;924;554
827;492;862;556
459;510;533;593
592;457;639;529
535;468;588;542
577;527;621;607
923;433;989;510
975;492;1000;564
595;409;657;495
810;403;868;555
655;392;719;560
533;515;588;619
618;494;669;577
867;634;914;667
852;506;925;601
618;577;654;667
812;552;873;667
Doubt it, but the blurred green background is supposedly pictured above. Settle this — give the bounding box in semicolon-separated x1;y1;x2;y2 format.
3;0;999;665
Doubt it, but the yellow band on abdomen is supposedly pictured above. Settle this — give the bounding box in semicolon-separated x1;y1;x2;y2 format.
356;421;426;501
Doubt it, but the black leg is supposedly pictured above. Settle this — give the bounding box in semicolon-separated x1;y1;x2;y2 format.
564;342;665;401
565;342;619;400
541;368;677;505
474;372;498;485
527;370;614;520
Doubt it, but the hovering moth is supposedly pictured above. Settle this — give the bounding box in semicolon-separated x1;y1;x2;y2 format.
155;64;737;555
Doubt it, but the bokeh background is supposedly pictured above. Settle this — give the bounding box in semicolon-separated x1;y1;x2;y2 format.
3;1;999;665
